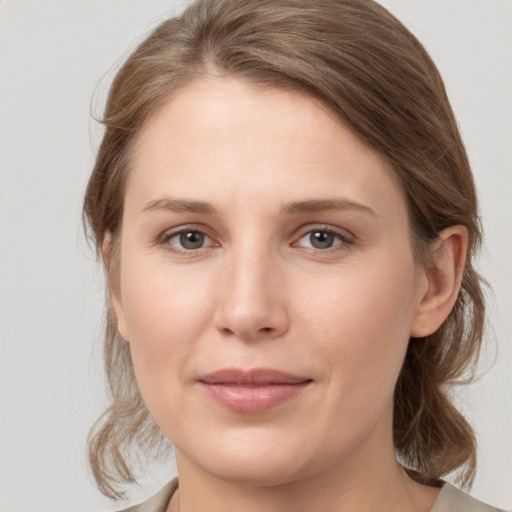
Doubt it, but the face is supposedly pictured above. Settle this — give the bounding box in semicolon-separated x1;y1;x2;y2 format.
112;77;430;486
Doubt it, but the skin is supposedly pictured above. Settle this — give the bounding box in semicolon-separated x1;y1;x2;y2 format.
110;77;467;512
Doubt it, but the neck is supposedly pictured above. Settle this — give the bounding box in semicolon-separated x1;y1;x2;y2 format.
169;435;440;512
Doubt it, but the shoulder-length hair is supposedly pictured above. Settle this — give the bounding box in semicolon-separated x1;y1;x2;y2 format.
84;0;485;499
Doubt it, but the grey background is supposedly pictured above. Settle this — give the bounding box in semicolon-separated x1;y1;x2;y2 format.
1;1;511;510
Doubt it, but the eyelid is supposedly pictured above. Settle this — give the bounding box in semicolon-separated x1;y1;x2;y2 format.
155;223;355;254
158;224;220;252
291;224;355;250
295;223;354;240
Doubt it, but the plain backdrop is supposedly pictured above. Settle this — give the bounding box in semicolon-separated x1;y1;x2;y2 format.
0;1;511;511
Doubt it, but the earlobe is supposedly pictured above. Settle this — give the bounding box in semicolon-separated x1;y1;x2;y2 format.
110;289;130;343
102;231;130;342
112;298;130;342
410;225;468;338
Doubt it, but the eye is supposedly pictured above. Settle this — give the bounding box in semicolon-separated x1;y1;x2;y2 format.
294;228;351;250
162;229;216;251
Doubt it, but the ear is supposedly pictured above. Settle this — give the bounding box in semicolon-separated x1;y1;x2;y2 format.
410;225;468;338
102;232;130;342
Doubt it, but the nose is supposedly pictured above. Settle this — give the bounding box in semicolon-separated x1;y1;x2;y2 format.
213;248;290;341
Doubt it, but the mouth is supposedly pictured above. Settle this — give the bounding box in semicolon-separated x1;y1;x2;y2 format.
197;368;313;413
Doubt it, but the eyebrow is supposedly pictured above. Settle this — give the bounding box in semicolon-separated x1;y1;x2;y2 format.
280;198;377;217
141;197;377;217
142;197;217;215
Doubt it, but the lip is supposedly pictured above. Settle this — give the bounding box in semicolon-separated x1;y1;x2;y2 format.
198;368;313;413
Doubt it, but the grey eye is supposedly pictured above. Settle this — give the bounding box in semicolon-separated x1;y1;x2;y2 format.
165;230;210;251
178;231;205;250
295;229;346;250
309;231;335;249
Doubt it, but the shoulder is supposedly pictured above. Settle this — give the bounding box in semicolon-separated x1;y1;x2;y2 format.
115;479;178;512
432;482;506;512
112;478;508;512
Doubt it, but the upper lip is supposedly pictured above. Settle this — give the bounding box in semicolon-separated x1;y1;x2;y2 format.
198;368;312;385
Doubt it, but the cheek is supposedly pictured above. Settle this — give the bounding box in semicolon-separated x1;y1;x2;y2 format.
297;259;418;400
121;253;213;335
119;256;215;400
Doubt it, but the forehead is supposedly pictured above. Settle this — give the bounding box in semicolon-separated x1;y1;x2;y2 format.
127;77;406;222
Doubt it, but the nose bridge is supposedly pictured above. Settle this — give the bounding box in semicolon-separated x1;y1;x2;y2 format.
214;236;288;340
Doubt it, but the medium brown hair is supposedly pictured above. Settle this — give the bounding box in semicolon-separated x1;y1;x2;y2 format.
84;0;485;499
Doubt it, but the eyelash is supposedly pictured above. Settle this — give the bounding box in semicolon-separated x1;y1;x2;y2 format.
158;225;218;255
293;226;354;254
157;224;354;255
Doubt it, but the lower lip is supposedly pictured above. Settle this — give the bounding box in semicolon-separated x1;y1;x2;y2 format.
199;382;311;413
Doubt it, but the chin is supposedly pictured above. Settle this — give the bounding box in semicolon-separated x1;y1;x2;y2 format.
177;427;318;488
205;457;308;488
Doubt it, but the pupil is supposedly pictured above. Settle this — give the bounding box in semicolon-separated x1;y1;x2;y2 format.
180;231;204;250
311;231;334;249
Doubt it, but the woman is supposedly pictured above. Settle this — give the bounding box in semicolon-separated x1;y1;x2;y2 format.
83;0;505;511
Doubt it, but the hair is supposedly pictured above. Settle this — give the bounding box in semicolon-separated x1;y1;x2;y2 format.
83;0;485;500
